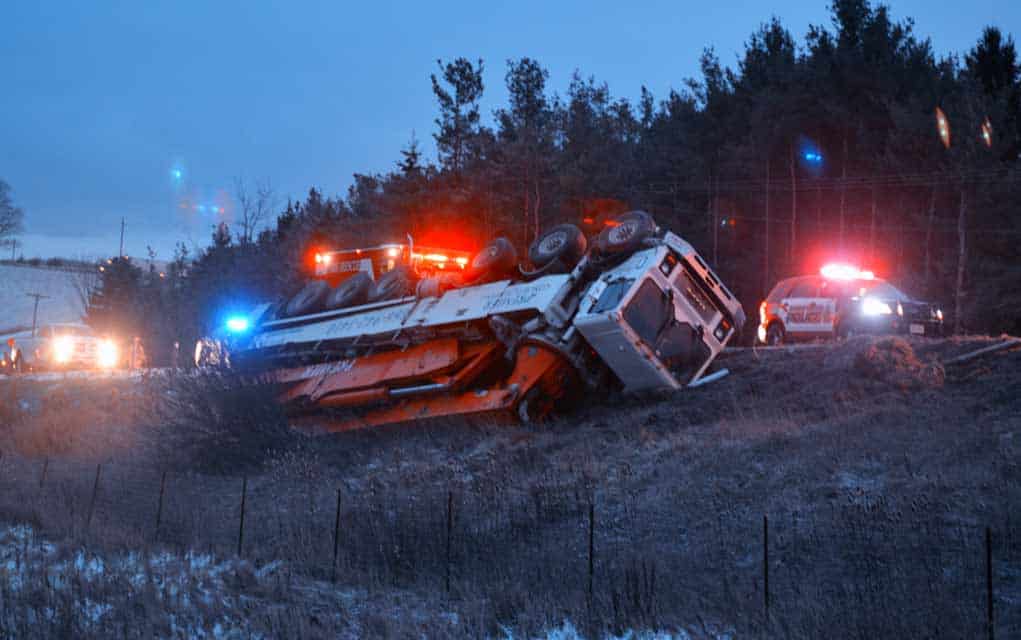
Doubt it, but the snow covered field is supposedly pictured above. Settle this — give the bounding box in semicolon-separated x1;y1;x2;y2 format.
0;524;697;639
0;263;89;334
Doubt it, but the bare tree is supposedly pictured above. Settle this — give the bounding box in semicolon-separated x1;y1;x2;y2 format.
0;179;25;253
233;177;276;245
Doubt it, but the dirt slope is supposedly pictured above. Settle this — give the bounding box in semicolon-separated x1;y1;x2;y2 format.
0;336;1018;638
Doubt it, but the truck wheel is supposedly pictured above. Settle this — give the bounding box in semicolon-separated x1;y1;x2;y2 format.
835;320;857;340
516;387;549;423
285;280;331;317
765;323;785;346
326;272;372;309
468;237;518;282
368;266;414;302
528;224;587;269
596;210;657;254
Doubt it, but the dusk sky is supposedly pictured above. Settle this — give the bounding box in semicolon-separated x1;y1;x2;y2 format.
3;1;1017;260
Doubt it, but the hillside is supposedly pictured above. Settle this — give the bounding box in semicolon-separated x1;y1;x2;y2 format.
0;335;1018;638
0;264;90;334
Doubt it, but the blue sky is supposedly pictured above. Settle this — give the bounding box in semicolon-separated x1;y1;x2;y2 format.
2;1;1017;259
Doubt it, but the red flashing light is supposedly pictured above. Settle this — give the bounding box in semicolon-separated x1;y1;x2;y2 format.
820;263;874;281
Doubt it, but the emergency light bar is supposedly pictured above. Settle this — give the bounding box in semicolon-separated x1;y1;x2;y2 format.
820;263;874;281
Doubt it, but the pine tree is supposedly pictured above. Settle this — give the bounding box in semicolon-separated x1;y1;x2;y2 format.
431;58;485;174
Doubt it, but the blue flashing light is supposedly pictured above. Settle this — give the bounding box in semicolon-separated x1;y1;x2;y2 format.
803;151;823;163
171;168;183;180
225;316;250;333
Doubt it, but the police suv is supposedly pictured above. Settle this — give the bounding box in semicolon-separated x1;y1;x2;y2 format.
757;264;944;345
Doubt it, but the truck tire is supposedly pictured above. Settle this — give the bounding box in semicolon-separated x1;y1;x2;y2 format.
529;224;587;269
285;280;331;317
326;272;372;309
468;237;518;282
765;322;785;346
596;210;657;254
368;266;414;302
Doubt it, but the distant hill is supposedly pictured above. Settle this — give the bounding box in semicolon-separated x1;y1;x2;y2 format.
0;263;94;335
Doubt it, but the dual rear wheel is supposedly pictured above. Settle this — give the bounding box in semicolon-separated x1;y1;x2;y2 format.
283;210;659;317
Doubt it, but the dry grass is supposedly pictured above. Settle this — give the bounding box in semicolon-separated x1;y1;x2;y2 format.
0;336;1018;638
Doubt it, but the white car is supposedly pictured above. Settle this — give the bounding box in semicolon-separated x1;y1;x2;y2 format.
5;323;119;371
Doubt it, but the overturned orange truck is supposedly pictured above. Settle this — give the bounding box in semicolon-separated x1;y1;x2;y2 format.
229;212;746;431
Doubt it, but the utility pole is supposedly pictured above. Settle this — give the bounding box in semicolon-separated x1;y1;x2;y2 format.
118;218;126;258
26;293;50;337
712;173;720;268
764;156;771;295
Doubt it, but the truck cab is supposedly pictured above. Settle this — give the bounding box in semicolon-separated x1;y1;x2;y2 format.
573;233;743;388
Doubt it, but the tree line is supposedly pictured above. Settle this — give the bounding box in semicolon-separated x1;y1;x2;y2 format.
86;0;1021;362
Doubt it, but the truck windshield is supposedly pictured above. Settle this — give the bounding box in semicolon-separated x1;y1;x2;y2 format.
623;280;711;383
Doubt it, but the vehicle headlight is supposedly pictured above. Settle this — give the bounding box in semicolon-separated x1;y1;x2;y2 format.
53;336;74;363
862;297;893;316
97;340;118;368
936;309;944;321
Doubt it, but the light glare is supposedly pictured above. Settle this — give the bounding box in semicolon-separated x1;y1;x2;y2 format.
226;316;250;333
862;297;893;316
98;340;118;368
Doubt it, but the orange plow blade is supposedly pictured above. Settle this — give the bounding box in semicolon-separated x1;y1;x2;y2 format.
279;340;577;432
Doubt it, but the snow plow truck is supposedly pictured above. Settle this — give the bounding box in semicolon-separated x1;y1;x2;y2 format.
227;211;746;431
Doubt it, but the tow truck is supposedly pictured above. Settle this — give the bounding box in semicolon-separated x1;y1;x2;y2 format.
228;211;746;431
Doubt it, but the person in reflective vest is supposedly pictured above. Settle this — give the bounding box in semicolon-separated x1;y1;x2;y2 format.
6;338;22;373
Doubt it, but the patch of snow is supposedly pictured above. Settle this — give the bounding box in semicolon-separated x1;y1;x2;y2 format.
81;598;112;624
74;550;106;579
501;621;695;640
0;522;282;637
0;264;87;334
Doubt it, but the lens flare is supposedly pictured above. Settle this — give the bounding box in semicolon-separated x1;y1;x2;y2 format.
935;107;951;149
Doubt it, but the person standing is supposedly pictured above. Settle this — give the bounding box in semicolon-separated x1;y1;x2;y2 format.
6;338;22;373
130;337;147;369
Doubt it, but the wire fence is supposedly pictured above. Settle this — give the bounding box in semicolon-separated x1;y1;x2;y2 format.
0;453;1016;637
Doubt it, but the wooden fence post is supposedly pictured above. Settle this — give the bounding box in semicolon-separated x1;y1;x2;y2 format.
763;516;767;624
587;501;595;609
986;526;994;640
331;489;342;583
154;471;167;539
445;490;453;595
237;477;247;557
85;464;102;530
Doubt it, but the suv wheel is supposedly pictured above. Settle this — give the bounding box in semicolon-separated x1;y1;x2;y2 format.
835;321;856;340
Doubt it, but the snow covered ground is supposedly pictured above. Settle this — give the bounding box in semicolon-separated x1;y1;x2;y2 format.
0;522;710;639
0;263;89;334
